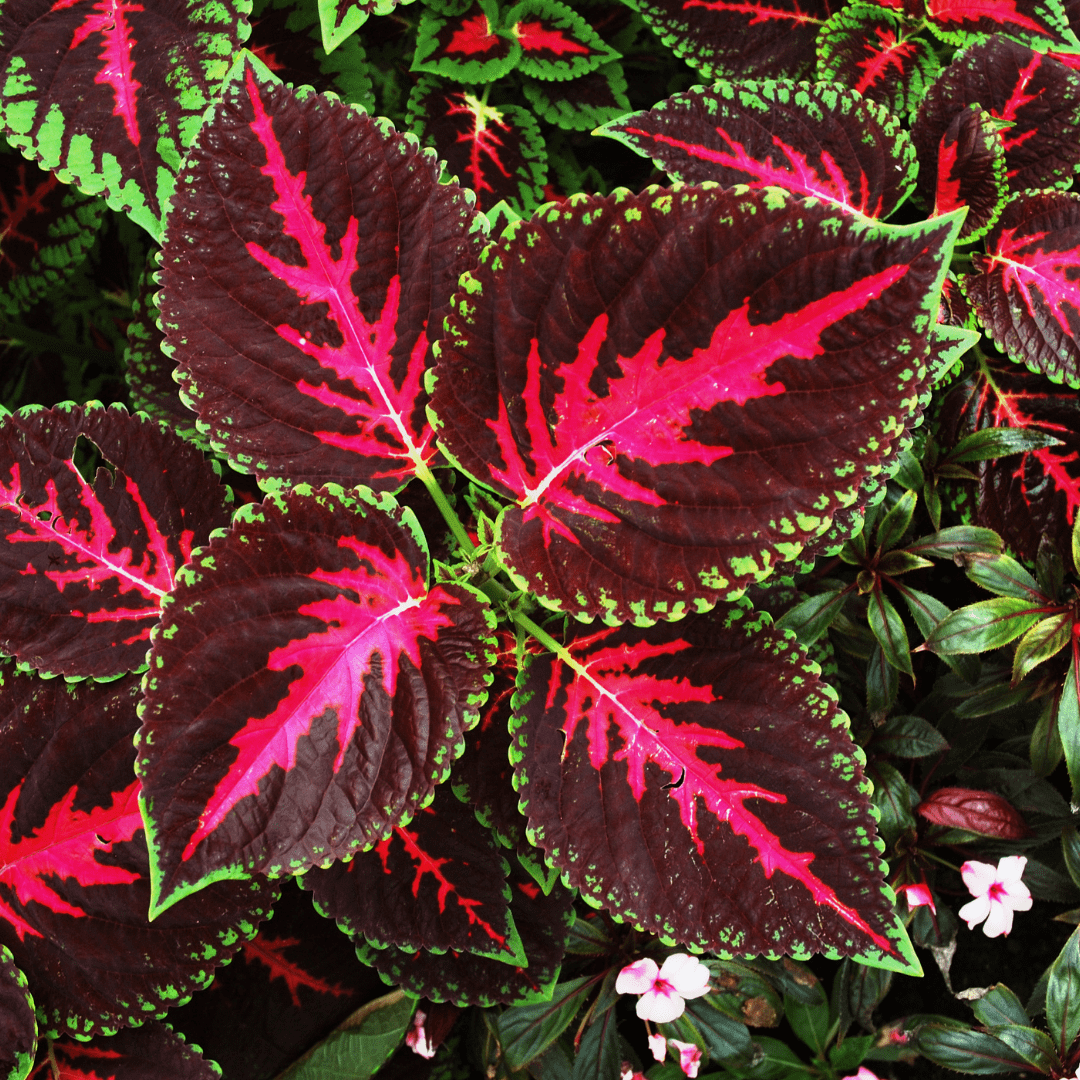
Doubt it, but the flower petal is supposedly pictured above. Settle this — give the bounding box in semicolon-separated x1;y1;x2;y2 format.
670;1039;702;1079
961;859;997;897
637;987;686;1023
649;1034;668;1062
617;958;659;996
660;954;711;999
959;894;991;929
996;855;1028;885
981;900;1015;938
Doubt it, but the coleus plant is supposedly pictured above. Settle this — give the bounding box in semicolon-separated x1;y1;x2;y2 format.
0;0;1078;1074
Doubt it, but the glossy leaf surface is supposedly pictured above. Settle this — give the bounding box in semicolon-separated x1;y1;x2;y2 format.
511;609;910;965
916;787;1032;838
430;185;961;623
160;55;484;492
137;484;495;917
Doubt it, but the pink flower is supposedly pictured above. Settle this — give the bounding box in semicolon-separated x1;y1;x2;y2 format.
895;881;936;913
405;1009;436;1059
619;1067;647;1080
648;1033;668;1062
842;1069;880;1080
668;1038;702;1078
959;856;1032;937
615;954;711;1023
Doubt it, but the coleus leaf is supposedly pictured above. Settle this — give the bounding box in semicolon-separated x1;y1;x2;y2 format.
0;402;231;678
597;80;917;218
504;0;620;80
634;0;834;81
357;855;575;1004
922;0;1077;47
159;54;485;493
911;38;1080;198
937;356;1080;561
0;668;278;1039
406;76;547;214
0;946;34;1080
412;0;521;82
26;1022;220;1080
961;190;1080;386
0;148;104;318
510;607;914;967
0;0;249;240
930;104;1007;244
815;5;941;120
429;185;963;624
302;781;524;964
521;62;631;131
317;0;413;54
136;483;496;918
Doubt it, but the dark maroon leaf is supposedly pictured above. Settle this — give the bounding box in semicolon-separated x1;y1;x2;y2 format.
406;76;547;214
931;104;1007;243
0;668;278;1039
511;610;910;966
917;787;1033;838
635;0;834;81
598;80;916;218
961;190;1080;386
815;6;940;119
429;185;962;623
357;857;575;1005
912;38;1080;200
160;54;484;493
303;782;521;963
0;403;231;678
0;0;248;239
923;0;1075;46
137;484;496;918
27;1022;219;1080
165;882;384;1080
0;946;34;1080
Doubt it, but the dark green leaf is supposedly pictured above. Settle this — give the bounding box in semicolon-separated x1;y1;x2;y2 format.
867;592;913;676
876;550;934;576
1046;927;1080;1057
828;1033;875;1072
498;977;594;1069
783;986;831;1057
868;762;917;847
1058;654;1080;802
1031;698;1064;776
874;715;949;759
970;984;1029;1031
684;994;753;1065
1063;825;1080;892
891;449;925;492
964;554;1047;602
774;589;848;647
923;598;1047;655
907;527;1004;559
876;489;918;551
995;1025;1060;1072
915;1024;1033;1073
1012;613;1072;684
571;1005;623;1080
948;426;1064;463
867;642;899;716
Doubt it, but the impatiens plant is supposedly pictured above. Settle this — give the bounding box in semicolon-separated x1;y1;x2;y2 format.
0;0;1078;1074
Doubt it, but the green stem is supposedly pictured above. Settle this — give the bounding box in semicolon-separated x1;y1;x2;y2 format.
414;462;477;559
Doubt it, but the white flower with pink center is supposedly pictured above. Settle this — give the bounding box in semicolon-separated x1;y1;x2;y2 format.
959;855;1032;938
615;954;711;1023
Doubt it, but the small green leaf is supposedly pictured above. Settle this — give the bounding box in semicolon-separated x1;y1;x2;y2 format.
923;598;1046;655
775;588;849;647
867;642;899;716
868;761;917;846
946;426;1063;463
970;984;1029;1031
1071;509;1080;579
1058;654;1080;803
874;714;949;759
915;1024;1033;1073
868;592;913;676
1031;697;1064;776
498;976;594;1069
683;994;754;1065
1012;613;1072;685
994;1026;1060;1072
783;985;831;1057
876;489;918;552
876;550;934;576
1046;927;1080;1057
964;554;1046;602
907;527;1003;559
571;1005;623;1080
1065;826;1080;893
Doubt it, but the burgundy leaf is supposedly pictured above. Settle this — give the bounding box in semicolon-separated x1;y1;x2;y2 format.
0;946;34;1080
598;80;916;218
912;38;1080;200
917;787;1033;838
635;0;834;81
160;55;484;493
304;782;521;962
137;484;496;918
815;6;941;119
26;1022;219;1080
0;403;231;678
961;190;1080;386
429;185;962;623
931;104;1007;243
0;669;278;1039
357;856;575;1005
406;77;547;214
923;0;1075;46
510;611;908;964
0;0;248;238
936;356;1080;562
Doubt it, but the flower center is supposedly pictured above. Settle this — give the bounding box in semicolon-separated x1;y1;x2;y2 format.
988;881;1005;902
653;977;675;997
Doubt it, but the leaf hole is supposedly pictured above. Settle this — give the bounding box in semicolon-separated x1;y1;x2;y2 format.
72;435;114;487
662;768;686;791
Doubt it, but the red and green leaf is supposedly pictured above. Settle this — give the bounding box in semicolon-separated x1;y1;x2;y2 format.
521;62;631;131
510;609;914;968
923;0;1077;47
929;104;1007;243
356;855;575;1004
406;76;547;214
815;5;941;120
412;0;521;82
136;484;496;918
429;185;962;624
0;148;104;318
160;54;485;493
505;0;620;80
634;0;834;81
0;669;278;1039
0;403;231;678
317;0;411;54
961;190;1080;386
0;946;33;1080
26;1022;220;1080
937;355;1080;562
0;0;248;240
911;38;1080;198
304;782;523;963
598;80;916;218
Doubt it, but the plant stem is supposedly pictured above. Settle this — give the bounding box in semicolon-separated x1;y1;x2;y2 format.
415;463;477;559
